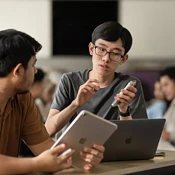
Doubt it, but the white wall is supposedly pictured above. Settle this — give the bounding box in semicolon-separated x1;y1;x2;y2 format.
0;0;175;71
0;0;51;58
119;0;175;60
0;0;93;71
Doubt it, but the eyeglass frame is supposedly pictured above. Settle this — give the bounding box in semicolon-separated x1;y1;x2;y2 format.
93;45;124;62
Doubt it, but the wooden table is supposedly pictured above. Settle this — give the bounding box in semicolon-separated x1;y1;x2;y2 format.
29;150;175;175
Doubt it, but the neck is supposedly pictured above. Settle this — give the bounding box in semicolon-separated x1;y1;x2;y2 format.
89;70;115;88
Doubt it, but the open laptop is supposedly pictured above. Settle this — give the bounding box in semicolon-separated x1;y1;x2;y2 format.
102;118;166;162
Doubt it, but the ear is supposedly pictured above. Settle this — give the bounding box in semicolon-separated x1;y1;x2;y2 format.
12;63;24;78
119;54;128;65
88;42;94;56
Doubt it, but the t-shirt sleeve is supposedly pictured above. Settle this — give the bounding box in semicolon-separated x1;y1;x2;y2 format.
21;93;50;146
51;73;73;111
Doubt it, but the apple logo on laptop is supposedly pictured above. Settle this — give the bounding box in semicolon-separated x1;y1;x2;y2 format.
79;137;87;144
125;136;132;144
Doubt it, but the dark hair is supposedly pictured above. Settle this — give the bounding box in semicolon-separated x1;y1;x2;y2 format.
34;68;45;83
91;21;132;55
160;66;175;81
0;29;42;77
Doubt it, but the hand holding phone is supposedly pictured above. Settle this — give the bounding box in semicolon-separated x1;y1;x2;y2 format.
111;80;137;107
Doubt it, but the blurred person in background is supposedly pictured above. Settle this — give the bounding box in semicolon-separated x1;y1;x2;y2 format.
146;80;168;119
36;78;56;123
30;68;46;100
159;67;175;146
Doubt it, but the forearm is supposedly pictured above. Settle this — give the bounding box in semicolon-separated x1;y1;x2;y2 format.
0;154;36;174
29;137;54;156
45;100;79;136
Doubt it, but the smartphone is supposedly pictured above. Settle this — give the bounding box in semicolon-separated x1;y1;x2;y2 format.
111;80;137;107
123;80;137;90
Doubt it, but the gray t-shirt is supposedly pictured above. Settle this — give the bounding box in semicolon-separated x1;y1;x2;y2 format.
51;69;148;122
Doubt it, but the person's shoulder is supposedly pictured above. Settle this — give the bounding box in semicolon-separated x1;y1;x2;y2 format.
63;69;88;76
117;72;141;82
15;92;33;105
10;92;33;111
153;100;167;108
62;69;89;80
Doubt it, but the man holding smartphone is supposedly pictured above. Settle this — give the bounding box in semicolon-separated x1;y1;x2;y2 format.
45;21;148;140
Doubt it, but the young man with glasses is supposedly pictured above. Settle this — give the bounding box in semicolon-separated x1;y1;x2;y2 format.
45;21;148;145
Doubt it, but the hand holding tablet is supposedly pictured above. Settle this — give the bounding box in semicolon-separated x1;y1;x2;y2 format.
59;148;72;157
51;110;117;169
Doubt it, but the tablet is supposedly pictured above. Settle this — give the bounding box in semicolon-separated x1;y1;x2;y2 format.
51;110;117;169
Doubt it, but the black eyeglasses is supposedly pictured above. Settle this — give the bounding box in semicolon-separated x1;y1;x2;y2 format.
94;45;124;62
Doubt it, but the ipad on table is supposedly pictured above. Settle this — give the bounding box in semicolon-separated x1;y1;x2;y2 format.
51;110;117;169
